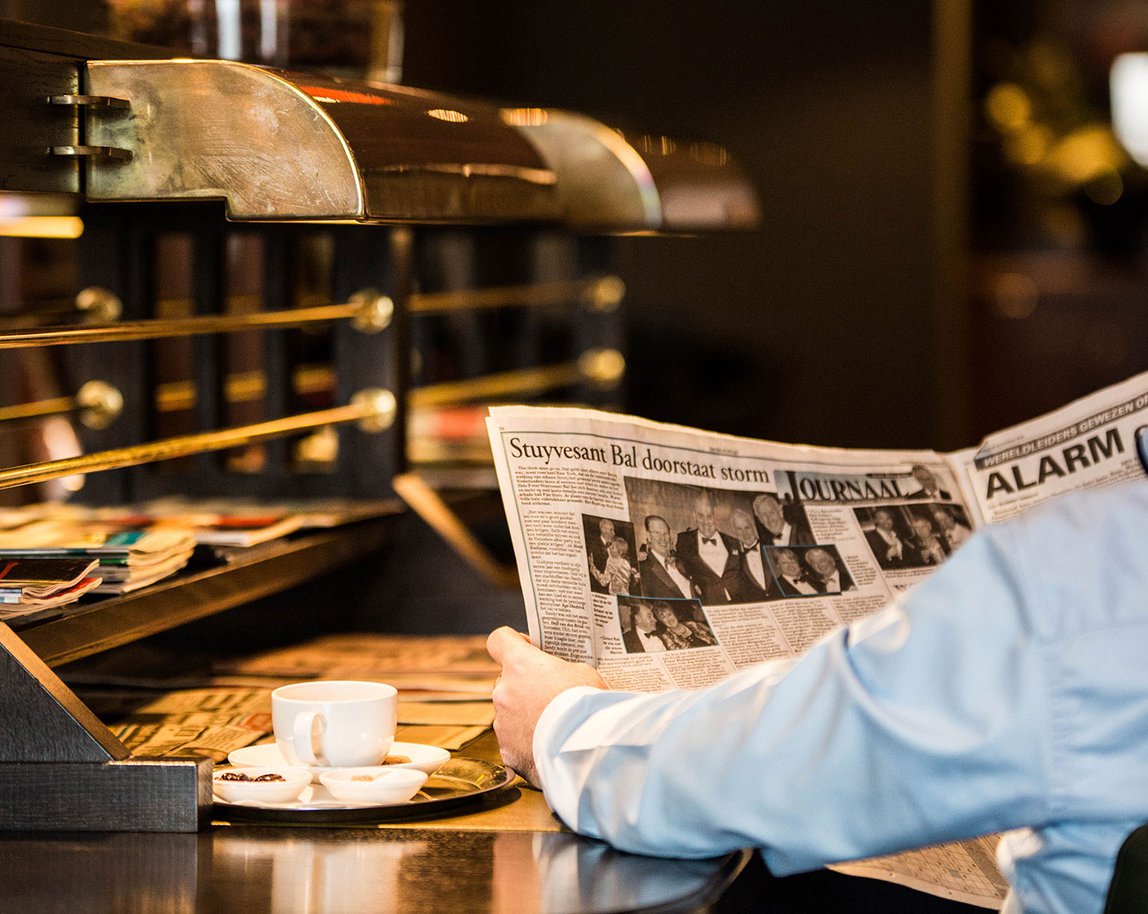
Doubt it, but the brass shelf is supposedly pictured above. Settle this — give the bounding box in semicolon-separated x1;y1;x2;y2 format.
13;513;398;668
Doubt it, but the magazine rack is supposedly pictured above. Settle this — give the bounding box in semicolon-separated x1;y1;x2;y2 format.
0;516;392;831
0;17;756;831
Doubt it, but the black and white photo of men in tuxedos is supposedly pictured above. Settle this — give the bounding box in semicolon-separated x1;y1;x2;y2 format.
864;506;913;569
753;492;815;547
674;491;740;605
805;546;855;594
907;514;951;566
621;600;667;654
931;505;972;553
906;464;952;500
638;515;694;600
770;547;821;597
585;516;617;594
727;507;780;602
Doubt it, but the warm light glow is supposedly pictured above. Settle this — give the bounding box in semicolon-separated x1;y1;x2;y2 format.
293;365;336;396
501;107;549;126
155;381;196;412
638;135;677;156
427;108;469;123
300;86;392;106
688;142;729;167
41;417;85;494
294;425;339;465
985;82;1032;132
991;272;1040;320
0;216;84;239
578;348;625;385
225;371;267;402
1043;125;1125;186
1004;124;1051;166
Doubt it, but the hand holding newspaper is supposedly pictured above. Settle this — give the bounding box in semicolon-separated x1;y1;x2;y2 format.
485;370;1148;908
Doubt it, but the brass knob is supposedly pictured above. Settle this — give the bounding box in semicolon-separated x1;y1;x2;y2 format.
350;289;394;333
353;388;397;432
76;380;124;430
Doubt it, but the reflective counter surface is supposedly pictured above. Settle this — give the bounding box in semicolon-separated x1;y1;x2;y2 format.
0;730;747;914
0;828;746;914
0;688;988;913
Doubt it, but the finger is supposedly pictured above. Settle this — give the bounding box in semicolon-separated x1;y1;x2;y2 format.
486;626;529;664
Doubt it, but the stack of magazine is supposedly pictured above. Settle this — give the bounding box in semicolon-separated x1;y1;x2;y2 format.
0;512;197;598
88;497;395;548
0;497;396;609
0;556;102;618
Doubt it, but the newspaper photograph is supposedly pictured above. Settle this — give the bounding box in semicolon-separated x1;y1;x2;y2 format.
488;405;970;687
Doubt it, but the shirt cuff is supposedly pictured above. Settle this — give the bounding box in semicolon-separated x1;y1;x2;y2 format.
532;685;603;782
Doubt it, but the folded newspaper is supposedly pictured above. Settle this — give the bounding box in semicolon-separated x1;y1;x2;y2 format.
486;370;1148;909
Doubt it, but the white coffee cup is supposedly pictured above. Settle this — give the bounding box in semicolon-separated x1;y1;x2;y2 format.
271;680;397;768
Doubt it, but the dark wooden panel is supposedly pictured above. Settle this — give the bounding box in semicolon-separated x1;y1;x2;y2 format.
0;45;78;194
0;621;125;762
0;17;175;61
0;757;210;831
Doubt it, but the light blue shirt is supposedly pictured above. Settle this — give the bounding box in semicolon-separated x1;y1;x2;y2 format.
533;480;1148;914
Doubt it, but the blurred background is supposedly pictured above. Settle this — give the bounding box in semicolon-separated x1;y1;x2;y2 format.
0;1;1146;642
397;0;1148;452
6;0;1148;455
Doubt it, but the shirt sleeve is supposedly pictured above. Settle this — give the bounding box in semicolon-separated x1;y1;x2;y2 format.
532;481;1148;879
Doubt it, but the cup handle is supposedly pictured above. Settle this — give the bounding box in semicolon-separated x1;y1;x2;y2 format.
292;711;324;766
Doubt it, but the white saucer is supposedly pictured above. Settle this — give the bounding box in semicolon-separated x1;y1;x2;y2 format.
213;784;353;809
213;784;410;810
228;741;450;781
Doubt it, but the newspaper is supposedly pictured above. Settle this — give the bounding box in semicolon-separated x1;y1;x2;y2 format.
78;635;503;762
830;834;1010;909
485;370;1148;907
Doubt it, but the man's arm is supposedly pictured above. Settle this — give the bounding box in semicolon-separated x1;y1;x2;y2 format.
486;627;606;786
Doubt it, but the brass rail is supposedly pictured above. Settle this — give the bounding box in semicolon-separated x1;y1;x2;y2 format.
410;364;583;409
0;381;123;430
0;291;392;349
0;396;74;425
0;390;395;491
0;275;623;349
409;349;625;408
407;276;624;314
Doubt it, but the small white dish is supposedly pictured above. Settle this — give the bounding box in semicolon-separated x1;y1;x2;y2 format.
212;765;311;804
319;767;429;805
228;741;450;781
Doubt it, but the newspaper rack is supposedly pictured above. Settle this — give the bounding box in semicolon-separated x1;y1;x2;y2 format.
0;402;396;831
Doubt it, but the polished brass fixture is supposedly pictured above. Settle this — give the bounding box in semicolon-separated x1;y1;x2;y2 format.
409;349;624;408
0;381;123;430
503;108;761;231
0;391;395;491
407;276;624;314
392;472;518;588
64;61;760;232
82;60;560;224
0;289;391;349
